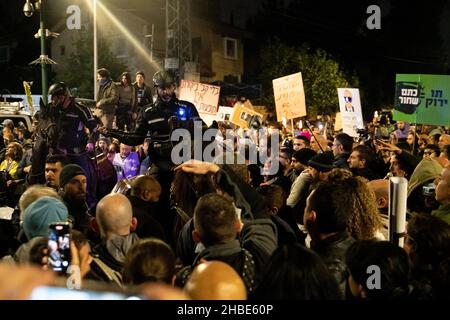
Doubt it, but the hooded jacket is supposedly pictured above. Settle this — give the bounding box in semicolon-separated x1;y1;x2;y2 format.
407;157;442;197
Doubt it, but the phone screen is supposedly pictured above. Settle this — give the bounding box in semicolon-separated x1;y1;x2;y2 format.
48;223;71;273
29;286;144;300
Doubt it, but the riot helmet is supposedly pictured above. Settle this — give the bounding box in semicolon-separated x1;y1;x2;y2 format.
152;70;176;88
48;82;70;96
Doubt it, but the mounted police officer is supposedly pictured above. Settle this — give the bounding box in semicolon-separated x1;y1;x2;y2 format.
46;82;98;206
101;70;204;247
100;69;201;176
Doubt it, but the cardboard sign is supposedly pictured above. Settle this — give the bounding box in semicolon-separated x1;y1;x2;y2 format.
272;72;307;121
198;106;234;127
337;88;364;137
179;80;220;116
393;74;450;126
230;100;263;129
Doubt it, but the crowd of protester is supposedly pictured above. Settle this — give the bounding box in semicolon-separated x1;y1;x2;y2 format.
0;69;449;300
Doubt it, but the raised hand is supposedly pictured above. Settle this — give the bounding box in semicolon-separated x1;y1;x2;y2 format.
174;160;220;175
375;139;402;154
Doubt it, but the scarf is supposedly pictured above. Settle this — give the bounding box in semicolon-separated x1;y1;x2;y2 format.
104;233;139;263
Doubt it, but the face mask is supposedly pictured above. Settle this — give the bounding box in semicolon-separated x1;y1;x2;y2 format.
100;78;109;86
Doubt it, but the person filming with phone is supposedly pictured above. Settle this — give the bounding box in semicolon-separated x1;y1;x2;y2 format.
14;196;68;265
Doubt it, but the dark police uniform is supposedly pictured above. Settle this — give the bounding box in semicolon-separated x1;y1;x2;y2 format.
46;98;98;206
107;95;201;170
48;100;97;155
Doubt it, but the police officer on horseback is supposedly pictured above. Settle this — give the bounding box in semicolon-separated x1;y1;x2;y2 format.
100;69;202;175
101;70;203;247
47;82;98;154
46;82;98;206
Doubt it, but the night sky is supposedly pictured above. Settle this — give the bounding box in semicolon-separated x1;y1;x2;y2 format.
1;0;449;116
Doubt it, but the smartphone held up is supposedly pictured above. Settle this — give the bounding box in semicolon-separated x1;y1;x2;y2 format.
48;222;71;273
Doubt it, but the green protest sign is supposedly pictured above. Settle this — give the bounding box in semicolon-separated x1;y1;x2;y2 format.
393;74;450;126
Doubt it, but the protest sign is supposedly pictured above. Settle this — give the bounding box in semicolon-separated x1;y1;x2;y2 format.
393;74;450;126
230;100;263;129
179;80;220;119
273;72;307;121
337;88;364;137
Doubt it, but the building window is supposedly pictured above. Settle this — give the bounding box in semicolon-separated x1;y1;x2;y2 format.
60;46;66;56
223;37;237;60
0;46;10;63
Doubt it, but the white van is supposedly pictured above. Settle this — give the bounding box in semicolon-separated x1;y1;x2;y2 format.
0;101;33;131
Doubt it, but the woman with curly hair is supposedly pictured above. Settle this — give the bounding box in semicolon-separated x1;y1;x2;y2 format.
0;141;23;180
327;168;384;240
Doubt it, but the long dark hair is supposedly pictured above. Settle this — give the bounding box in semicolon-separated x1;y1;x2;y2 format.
346;240;410;300
252;243;342;300
122;238;176;285
407;214;450;299
171;171;218;219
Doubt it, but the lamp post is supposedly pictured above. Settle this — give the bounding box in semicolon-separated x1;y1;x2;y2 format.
23;0;56;104
93;0;98;101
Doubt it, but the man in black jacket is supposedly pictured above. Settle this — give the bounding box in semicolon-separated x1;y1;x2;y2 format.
101;70;202;244
347;145;380;181
45;82;98;206
91;193;139;287
304;180;355;298
133;71;153;114
127;175;165;240
332;133;353;169
58;164;93;237
101;70;201;175
174;161;277;294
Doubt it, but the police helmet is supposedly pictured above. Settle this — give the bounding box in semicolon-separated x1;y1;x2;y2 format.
48;82;70;96
152;70;176;88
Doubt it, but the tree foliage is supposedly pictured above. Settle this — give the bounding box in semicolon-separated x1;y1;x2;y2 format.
257;39;359;118
54;27;128;98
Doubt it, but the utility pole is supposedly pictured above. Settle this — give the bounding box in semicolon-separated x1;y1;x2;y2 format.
93;0;98;100
151;23;154;62
23;0;57;103
165;0;192;75
144;24;155;62
38;0;47;102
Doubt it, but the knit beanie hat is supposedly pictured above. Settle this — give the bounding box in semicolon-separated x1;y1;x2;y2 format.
308;151;335;172
59;164;86;188
23;196;69;239
293;148;317;166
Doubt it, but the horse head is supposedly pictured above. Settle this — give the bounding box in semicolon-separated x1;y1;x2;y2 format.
29;104;61;184
37;119;59;153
